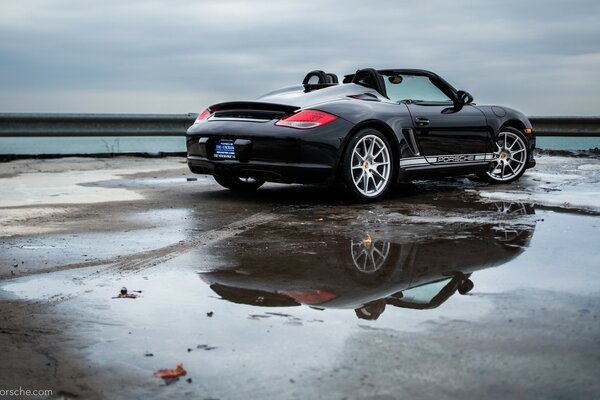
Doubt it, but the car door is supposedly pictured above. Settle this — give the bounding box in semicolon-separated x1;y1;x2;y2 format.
406;103;492;160
382;72;493;164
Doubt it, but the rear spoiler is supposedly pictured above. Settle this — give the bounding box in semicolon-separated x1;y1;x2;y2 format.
209;101;298;114
208;101;299;120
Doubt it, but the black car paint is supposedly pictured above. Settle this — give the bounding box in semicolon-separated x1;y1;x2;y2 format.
186;69;535;186
187;116;354;184
198;202;536;318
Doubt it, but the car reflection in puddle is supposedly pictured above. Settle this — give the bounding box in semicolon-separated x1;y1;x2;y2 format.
199;202;536;320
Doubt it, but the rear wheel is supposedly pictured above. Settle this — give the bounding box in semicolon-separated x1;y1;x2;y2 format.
339;129;394;202
213;175;265;192
480;128;529;184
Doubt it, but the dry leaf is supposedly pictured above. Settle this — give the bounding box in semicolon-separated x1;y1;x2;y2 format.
154;363;187;379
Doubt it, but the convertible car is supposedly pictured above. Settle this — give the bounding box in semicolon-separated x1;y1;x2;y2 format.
187;68;536;201
199;202;536;320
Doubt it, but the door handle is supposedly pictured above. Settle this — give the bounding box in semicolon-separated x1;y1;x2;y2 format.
415;117;430;127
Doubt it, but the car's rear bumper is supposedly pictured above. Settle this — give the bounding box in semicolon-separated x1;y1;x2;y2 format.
186;118;354;184
187;156;335;184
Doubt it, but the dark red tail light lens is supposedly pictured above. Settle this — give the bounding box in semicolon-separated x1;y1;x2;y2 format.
275;109;338;129
278;289;336;305
194;108;212;124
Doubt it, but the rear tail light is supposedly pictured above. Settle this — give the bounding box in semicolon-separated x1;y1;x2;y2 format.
194;108;212;124
275;109;338;129
278;289;336;305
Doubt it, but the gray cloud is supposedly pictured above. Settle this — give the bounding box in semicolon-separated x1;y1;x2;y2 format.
0;0;599;115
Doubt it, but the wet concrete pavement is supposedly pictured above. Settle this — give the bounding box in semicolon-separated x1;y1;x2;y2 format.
0;155;599;399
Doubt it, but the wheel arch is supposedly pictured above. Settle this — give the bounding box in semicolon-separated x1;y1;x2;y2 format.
499;119;527;136
336;119;400;181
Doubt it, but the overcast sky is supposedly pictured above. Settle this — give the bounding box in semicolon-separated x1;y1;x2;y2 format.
1;0;599;116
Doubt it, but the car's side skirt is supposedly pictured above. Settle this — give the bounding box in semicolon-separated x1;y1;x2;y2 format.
399;152;495;170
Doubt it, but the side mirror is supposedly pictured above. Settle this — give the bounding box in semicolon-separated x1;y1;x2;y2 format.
457;90;474;105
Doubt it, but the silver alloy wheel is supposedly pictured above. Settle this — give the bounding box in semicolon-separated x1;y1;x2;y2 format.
493;201;531;242
486;131;527;182
351;240;391;274
350;135;391;197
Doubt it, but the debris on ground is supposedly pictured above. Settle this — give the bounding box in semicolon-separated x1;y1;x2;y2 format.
144;352;154;357
206;311;214;317
196;344;217;351
154;362;187;385
248;314;271;320
362;233;372;247
112;287;141;299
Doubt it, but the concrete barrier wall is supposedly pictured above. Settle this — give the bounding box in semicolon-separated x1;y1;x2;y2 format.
0;113;599;138
529;117;600;137
0;113;197;137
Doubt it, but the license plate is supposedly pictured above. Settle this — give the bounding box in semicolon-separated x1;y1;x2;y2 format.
214;139;235;159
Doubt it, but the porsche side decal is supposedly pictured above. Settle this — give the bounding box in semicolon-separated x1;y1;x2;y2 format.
400;153;494;168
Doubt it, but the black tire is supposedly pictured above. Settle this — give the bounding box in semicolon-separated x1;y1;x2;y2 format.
478;127;530;184
458;278;474;295
338;128;395;202
213;175;265;192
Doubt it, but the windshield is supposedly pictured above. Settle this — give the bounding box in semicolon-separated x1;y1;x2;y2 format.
400;278;452;304
382;73;453;104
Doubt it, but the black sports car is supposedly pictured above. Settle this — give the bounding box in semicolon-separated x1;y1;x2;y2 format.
199;202;536;320
187;68;536;202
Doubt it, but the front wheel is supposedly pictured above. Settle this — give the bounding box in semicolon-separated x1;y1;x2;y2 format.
480;128;529;184
339;129;394;202
213;175;265;192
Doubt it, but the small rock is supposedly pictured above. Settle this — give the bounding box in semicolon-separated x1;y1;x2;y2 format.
186;378;192;383
145;352;154;357
206;312;214;317
13;264;18;268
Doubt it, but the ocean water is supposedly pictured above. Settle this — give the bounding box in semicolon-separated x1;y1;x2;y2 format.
536;137;599;151
0;136;597;155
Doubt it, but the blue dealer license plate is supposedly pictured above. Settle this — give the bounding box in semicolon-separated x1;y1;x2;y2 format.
214;140;235;159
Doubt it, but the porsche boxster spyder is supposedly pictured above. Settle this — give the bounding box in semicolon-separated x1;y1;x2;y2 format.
186;68;536;202
199;201;536;320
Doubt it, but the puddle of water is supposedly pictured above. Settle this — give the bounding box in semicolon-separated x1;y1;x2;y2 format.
1;202;598;398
